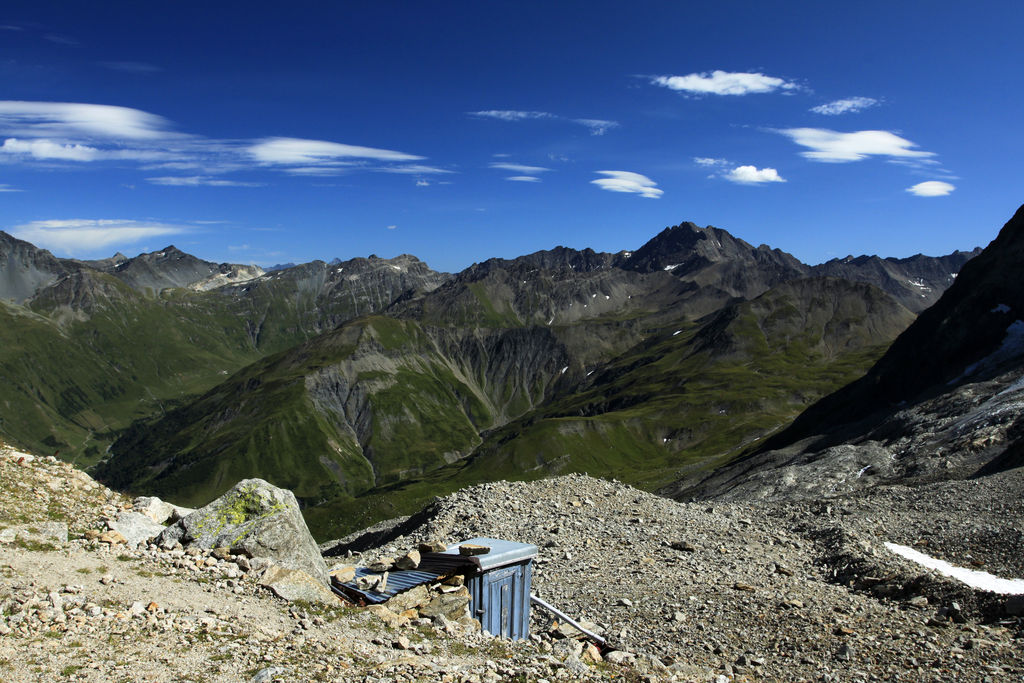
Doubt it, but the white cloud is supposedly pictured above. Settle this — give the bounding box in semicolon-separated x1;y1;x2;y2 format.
9;219;188;254
0;101;439;182
375;164;452;175
572;118;619;136
282;166;353;176
146;176;263;187
470;111;618;135
0;184;22;192
249;137;422;165
906;180;955;197
724;165;786;184
810;97;879;115
415;179;430;187
489;162;550;173
0;101;174;140
468;110;556;121
0;137;98;161
506;176;541;182
591;171;662;198
651;70;797;96
386;225;397;230
694;156;729;167
778;128;935;162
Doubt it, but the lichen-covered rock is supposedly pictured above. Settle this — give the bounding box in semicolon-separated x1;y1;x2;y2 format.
156;478;329;586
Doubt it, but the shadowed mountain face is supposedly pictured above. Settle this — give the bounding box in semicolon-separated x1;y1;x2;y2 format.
92;245;264;294
624;222;808;299
811;250;981;314
0;232;76;304
667;204;1024;503
0;217;987;539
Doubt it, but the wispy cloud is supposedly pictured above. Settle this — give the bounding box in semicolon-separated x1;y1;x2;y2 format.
778;128;935;162
651;70;798;96
694;157;729;167
43;34;79;46
0;101;175;140
415;179;430;187
249;137;422;165
489;162;550;174
470;110;619;135
469;110;556;122
724;165;786;184
386;225;397;230
147;176;263;187
0;184;22;192
0;101;446;181
9;218;188;255
375;164;453;175
906;181;955;197
571;118;619;136
591;171;662;198
506;176;541;182
810;97;879;115
100;61;162;74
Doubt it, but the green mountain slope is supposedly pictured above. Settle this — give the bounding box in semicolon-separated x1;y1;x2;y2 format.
100;276;915;540
96;316;571;509
0;254;447;462
301;278;914;536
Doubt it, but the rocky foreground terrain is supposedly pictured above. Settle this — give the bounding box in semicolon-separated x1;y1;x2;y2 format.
3;441;1022;682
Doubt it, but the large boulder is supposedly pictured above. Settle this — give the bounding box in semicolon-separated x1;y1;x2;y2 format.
109;511;166;549
156;479;329;587
133;495;194;525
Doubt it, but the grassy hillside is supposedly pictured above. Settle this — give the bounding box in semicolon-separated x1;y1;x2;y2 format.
300;279;914;538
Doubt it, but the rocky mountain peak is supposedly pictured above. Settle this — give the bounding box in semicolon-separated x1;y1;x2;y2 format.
0;230;74;304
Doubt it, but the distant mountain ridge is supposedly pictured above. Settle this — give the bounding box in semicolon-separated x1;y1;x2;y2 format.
0;217;989;539
666;203;1024;503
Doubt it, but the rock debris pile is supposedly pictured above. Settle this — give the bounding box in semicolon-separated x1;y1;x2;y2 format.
329;472;1024;682
3;443;1024;681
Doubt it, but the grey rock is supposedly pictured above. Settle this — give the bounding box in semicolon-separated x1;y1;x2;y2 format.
418;593;470;620
387;584;430;613
394;549;421;570
0;522;68;547
133;496;194;524
250;666;289;683
156;479;329;586
260;566;338;605
110;511;166;549
604;650;636;665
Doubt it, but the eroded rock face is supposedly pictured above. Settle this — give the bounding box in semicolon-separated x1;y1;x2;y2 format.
156;479;329;587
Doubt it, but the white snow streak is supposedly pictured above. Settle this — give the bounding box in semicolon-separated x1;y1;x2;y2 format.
884;543;1024;594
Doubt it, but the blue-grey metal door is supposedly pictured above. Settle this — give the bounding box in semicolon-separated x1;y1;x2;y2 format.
481;566;517;637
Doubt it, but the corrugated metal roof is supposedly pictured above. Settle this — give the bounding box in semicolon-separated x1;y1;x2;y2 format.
331;552;480;605
332;567;441;604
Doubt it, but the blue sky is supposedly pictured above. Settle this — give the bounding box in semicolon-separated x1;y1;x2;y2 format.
1;1;1020;272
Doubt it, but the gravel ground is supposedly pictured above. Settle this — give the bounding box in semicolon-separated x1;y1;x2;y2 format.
3;444;1023;682
330;473;1024;682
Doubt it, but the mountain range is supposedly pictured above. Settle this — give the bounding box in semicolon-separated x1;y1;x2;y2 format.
0;218;986;539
